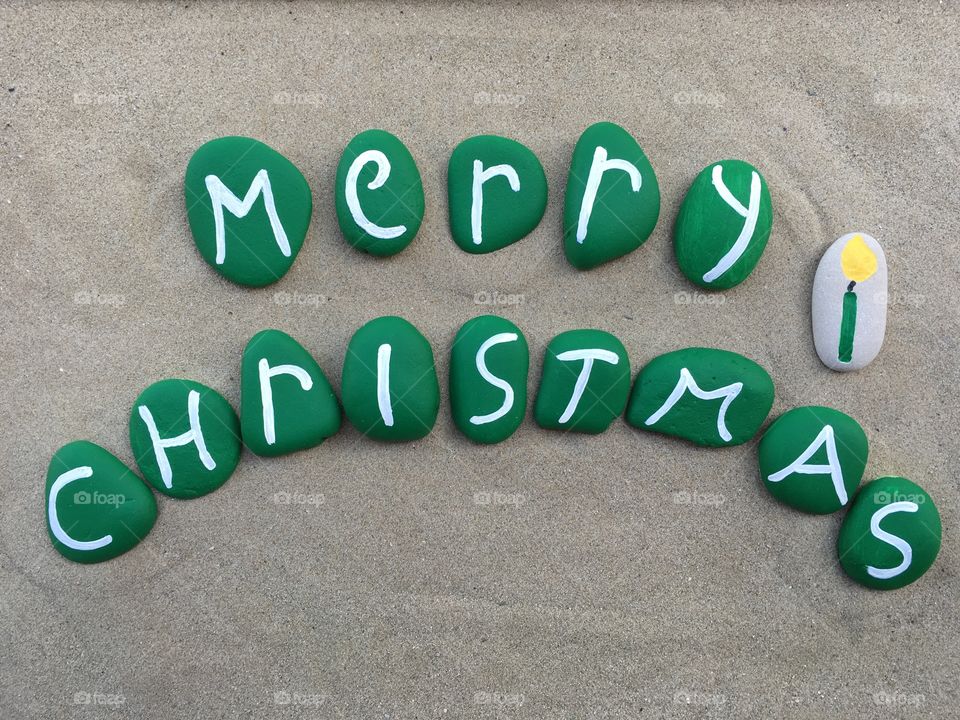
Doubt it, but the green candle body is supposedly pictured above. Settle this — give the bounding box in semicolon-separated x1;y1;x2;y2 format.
838;289;857;363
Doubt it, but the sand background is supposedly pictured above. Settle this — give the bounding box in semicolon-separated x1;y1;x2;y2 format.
2;2;958;718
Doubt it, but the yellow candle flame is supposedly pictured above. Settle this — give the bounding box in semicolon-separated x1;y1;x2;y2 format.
840;234;878;283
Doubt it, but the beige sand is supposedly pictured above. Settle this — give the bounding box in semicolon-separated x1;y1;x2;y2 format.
1;2;958;718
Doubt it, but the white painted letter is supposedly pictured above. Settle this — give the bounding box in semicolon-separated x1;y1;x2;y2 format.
48;466;112;551
644;368;743;443
137;390;216;489
258;358;313;445
867;501;919;580
377;344;394;426
767;425;848;505
555;348;620;423
346;150;406;240
205;169;290;265
471;160;521;246
701;165;761;283
576;146;642;244
469;332;520;425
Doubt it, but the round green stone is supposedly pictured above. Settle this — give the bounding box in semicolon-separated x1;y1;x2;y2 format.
129;379;241;499
335;129;425;257
341;316;439;441
838;477;941;590
447;135;547;254
533;329;631;434
625;347;774;447
185;136;313;287
45;440;157;564
240;329;341;457
674;159;772;290
449;315;529;444
562;121;660;270
759;406;868;514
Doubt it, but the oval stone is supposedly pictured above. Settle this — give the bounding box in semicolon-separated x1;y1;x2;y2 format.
185;136;312;287
129;379;241;498
449;315;529;444
448;135;547;254
674;159;773;290
625;347;774;447
240;329;341;457
341;316;439;441
335;129;425;257
45;440;158;564
812;232;887;371
837;476;941;590
533;329;631;434
758;406;868;514
562;122;660;270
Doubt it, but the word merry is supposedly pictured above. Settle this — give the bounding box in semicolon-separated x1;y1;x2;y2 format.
183;123;770;289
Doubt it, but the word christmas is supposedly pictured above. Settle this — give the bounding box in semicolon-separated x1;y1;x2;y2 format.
46;321;940;589
45;124;937;593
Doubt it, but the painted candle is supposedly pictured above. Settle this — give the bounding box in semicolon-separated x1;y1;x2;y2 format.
838;283;857;362
837;235;878;364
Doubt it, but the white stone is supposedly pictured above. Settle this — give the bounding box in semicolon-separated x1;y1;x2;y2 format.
812;232;887;371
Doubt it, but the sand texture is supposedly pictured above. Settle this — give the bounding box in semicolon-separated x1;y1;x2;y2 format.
1;2;958;718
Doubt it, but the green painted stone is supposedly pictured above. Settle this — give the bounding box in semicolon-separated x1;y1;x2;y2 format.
129;379;241;498
838;477;941;590
185;136;312;287
45;441;157;564
449;315;529;444
534;329;630;434
240;329;341;457
562;121;660;270
448;135;547;254
342;316;439;441
674;159;773;290
758;406;868;514
335;129;425;257
625;347;774;447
